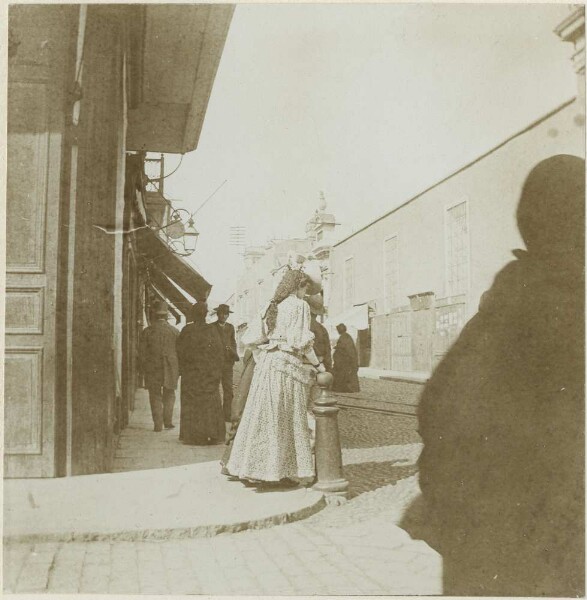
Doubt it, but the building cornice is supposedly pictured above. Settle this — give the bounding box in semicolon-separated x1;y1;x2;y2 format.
334;97;577;248
555;5;585;75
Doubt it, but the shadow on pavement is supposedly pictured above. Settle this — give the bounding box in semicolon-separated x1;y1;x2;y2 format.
344;461;418;499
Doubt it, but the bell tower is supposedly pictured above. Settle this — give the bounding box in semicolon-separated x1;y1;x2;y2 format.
305;192;339;315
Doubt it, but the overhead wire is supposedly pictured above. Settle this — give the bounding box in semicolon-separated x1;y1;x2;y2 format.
193;179;228;216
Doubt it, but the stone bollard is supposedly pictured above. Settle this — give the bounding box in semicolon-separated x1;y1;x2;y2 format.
312;371;349;504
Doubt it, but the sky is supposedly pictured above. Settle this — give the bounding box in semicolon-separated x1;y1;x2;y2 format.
162;3;577;306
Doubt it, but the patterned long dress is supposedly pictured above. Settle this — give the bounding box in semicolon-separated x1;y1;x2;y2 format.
226;295;317;481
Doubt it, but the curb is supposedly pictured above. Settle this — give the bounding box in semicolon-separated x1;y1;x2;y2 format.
379;376;427;385
4;495;327;544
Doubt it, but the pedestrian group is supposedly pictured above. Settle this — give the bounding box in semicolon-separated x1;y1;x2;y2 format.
139;257;360;489
139;155;584;594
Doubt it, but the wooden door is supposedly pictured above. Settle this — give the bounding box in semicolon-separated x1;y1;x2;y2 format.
411;308;434;373
433;299;467;368
391;311;412;372
4;7;74;477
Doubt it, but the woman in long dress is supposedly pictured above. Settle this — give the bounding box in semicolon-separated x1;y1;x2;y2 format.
177;303;226;445
226;268;325;485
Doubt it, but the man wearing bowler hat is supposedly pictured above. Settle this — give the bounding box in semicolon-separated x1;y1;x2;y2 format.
139;300;180;432
212;304;239;423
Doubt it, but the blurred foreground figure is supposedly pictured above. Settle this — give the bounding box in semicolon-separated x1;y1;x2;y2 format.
410;155;585;596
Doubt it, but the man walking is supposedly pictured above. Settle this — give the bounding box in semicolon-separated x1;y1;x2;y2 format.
212;304;239;423
139;300;179;432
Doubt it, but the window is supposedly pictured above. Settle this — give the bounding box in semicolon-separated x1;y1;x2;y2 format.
344;257;354;309
384;235;399;311
446;201;469;296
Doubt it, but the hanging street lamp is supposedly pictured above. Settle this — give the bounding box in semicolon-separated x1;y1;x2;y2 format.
152;207;199;257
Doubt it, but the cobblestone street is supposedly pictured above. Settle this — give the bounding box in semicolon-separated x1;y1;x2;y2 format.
4;375;441;595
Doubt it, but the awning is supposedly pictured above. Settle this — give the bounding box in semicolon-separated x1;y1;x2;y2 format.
149;285;182;324
136;228;212;302
149;264;194;316
328;303;370;331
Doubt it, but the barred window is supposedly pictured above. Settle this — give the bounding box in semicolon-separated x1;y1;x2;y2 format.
446;201;469;296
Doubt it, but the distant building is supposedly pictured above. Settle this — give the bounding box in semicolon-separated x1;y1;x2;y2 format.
328;6;585;374
230;194;338;353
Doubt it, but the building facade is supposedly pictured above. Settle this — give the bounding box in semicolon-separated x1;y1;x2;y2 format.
5;4;233;478
328;6;585;375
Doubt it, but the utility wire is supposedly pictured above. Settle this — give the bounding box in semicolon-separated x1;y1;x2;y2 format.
193;179;228;216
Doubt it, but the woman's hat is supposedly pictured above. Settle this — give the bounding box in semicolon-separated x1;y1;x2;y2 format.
306;294;325;316
214;303;233;314
284;251;322;295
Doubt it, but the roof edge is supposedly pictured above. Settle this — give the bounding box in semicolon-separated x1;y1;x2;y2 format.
334;97;577;247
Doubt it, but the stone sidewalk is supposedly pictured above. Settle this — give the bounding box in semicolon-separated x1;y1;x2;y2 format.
4;471;441;595
111;386;227;473
4;381;442;594
4;390;324;543
4;440;441;594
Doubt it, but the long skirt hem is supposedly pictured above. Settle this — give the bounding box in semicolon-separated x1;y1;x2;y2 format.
226;349;315;481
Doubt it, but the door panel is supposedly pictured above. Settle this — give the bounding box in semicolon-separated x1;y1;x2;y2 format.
411;308;434;373
391;311;412;372
4;6;73;477
433;299;466;368
4;348;43;454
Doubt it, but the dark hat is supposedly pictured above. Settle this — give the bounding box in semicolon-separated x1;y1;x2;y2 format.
153;300;169;316
214;304;233;314
187;302;208;324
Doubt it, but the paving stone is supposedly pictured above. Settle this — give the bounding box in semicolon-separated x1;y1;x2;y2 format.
4;377;444;596
14;562;53;593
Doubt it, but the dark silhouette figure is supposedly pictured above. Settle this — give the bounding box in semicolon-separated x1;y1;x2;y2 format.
332;324;360;392
177;303;225;445
404;155;585;596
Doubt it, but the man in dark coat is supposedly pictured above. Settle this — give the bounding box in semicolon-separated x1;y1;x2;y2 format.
404;155;585;596
139;300;180;432
332;323;360;392
212;304;239;423
307;294;332;372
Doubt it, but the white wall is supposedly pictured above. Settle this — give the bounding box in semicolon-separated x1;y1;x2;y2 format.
330;100;584;328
